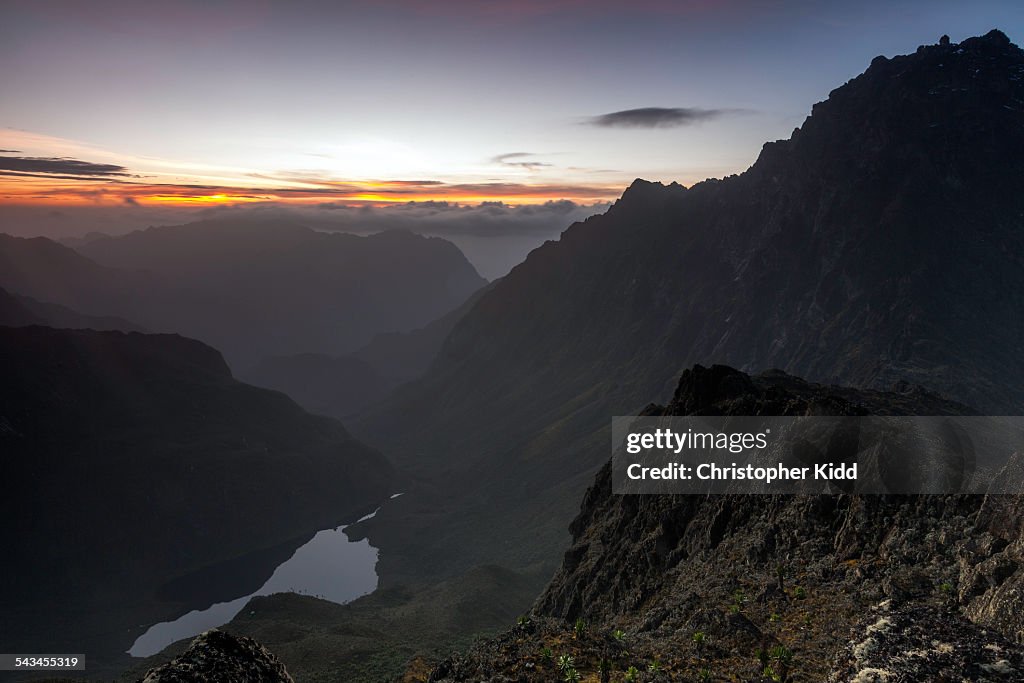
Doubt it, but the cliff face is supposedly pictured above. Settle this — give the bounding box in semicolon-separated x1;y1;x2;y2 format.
426;366;1024;682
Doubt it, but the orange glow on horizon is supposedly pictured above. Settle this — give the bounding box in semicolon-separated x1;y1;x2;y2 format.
0;176;626;207
144;193;268;204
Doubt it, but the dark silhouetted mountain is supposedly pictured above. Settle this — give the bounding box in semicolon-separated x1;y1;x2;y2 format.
352;31;1024;592
0;325;393;664
0;221;486;367
242;283;493;419
426;365;1024;682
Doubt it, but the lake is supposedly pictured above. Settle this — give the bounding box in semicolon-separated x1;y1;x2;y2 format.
128;495;400;657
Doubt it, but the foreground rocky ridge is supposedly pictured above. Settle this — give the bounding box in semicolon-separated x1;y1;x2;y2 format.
424;365;1024;682
139;630;293;683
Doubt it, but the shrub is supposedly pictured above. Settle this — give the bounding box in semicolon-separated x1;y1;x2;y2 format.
564;666;581;682
698;668;712;682
768;644;794;680
612;628;626;641
793;586;807;600
730;588;747;613
648;659;662;673
557;654;575;672
769;644;793;665
574;617;587;638
624;665;640;682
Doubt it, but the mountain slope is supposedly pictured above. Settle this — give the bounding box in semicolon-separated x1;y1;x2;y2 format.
243;352;391;419
427;365;1024;682
0;285;143;331
352;31;1024;591
0;326;394;667
0;287;43;326
351;281;494;384
242;283;493;419
0;232;151;309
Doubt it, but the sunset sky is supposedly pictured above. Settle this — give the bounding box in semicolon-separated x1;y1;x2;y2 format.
2;0;1023;215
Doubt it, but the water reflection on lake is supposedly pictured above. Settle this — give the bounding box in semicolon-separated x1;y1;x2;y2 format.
129;497;400;657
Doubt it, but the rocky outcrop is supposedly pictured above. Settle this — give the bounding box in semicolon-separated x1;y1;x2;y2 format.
139;630;293;683
424;365;1024;682
960;477;1024;643
828;601;1024;682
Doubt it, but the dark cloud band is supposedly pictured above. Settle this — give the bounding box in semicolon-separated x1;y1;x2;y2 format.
0;155;133;177
492;152;552;170
588;107;733;128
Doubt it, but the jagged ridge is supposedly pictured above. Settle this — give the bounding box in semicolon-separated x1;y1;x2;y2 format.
426;364;1024;682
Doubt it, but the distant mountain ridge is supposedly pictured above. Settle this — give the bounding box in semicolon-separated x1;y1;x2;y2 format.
0;285;143;331
0;286;42;326
0;221;486;367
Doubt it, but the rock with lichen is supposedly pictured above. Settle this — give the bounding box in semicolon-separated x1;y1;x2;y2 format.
139;630;293;683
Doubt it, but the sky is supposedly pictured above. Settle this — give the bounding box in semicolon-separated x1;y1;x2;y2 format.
1;0;1023;240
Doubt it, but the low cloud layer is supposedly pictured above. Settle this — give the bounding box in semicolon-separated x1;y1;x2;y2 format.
213;201;610;277
203;199;606;238
588;107;733;128
0;199;611;279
